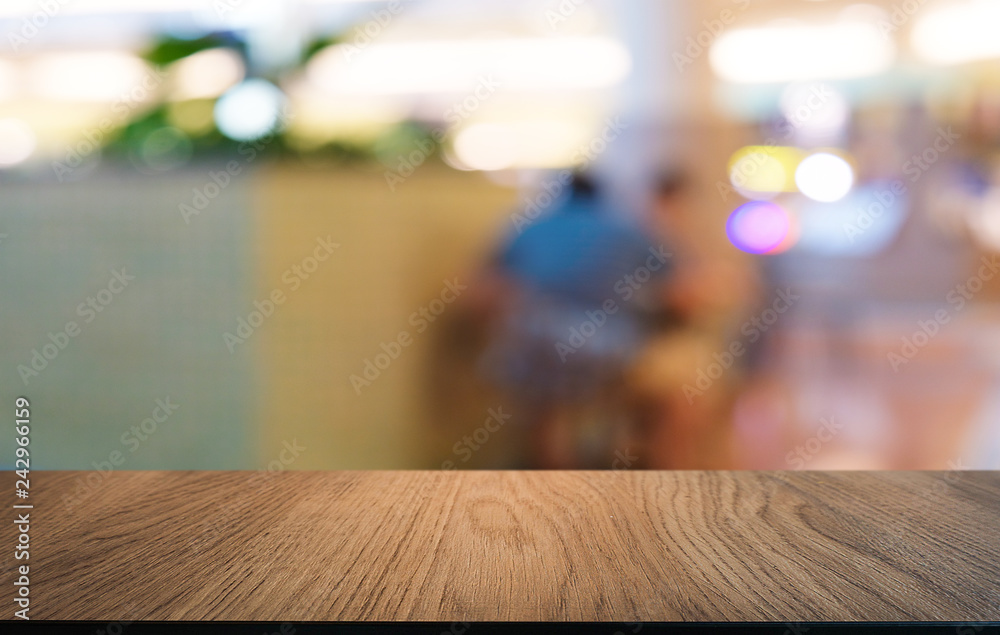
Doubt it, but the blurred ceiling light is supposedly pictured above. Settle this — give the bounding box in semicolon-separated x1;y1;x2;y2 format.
795;151;854;202
170;48;244;101
728;145;801;198
452;120;588;171
214;78;287;141
726;201;792;254
29;51;152;102
710;22;894;83
307;37;631;95
0;118;36;167
912;0;1000;65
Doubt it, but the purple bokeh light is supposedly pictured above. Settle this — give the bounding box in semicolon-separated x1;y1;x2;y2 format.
726;201;791;254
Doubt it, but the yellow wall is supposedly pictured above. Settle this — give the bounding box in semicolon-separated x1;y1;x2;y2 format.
253;164;519;469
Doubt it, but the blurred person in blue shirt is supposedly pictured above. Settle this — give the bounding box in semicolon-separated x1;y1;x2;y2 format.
473;172;671;468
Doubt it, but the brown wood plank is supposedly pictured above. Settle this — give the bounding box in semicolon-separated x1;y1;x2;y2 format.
2;471;998;621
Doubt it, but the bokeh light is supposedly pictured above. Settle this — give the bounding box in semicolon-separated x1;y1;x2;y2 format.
912;1;1000;65
171;48;245;101
728;146;801;198
779;82;849;143
794;181;908;256
451;120;588;171
214;79;287;142
709;21;894;84
0;118;36;167
306;37;632;96
794;151;854;202
166;99;217;136
726;201;791;254
30;51;152;102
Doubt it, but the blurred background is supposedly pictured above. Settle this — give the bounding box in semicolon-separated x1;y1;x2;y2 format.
2;0;1000;471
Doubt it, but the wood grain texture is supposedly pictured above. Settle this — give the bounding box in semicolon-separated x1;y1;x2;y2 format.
2;471;998;621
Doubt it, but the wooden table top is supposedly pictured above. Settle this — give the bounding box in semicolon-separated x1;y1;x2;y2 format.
4;470;999;622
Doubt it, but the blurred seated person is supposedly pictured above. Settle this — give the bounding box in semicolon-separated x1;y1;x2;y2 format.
626;172;761;468
468;171;670;468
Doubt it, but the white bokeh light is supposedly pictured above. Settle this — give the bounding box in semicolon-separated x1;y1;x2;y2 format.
171;48;245;101
452;121;588;171
0;118;36;167
710;22;894;84
795;152;854;202
912;0;1000;65
307;37;631;95
214;79;287;141
780;83;850;141
30;51;151;102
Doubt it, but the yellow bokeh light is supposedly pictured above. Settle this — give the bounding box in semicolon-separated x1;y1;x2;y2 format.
166;99;217;137
727;145;802;195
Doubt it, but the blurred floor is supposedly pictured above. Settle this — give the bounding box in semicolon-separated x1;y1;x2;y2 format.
731;308;1000;470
